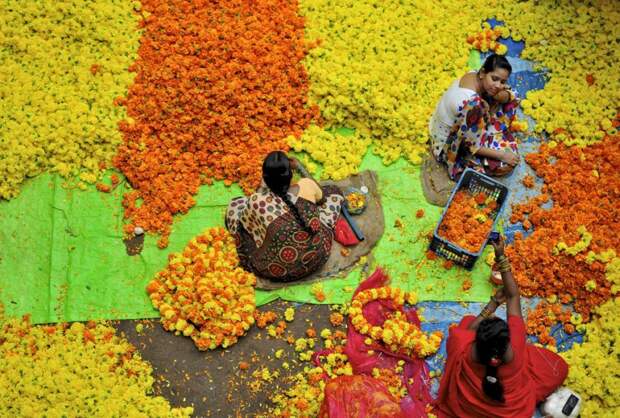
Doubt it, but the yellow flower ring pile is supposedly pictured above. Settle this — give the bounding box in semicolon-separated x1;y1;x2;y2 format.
349;286;443;359
146;227;256;350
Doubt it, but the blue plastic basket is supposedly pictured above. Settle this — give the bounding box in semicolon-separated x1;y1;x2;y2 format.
430;168;509;269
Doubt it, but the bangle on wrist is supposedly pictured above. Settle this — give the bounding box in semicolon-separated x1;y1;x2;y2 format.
480;306;493;319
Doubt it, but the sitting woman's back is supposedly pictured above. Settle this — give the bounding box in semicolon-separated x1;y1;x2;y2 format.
225;151;342;281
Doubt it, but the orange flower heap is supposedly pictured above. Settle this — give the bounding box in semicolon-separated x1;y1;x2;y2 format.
508;136;620;321
526;301;573;347
438;191;496;253
115;0;318;247
349;286;443;359
146;227;256;350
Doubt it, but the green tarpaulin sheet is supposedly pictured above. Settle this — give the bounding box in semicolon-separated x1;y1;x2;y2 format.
0;148;494;325
0;51;489;324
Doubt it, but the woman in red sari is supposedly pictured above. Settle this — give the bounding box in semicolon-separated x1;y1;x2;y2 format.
435;237;568;418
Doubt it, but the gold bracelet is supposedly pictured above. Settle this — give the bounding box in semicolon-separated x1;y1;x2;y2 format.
499;263;512;273
480;306;493;318
497;257;510;269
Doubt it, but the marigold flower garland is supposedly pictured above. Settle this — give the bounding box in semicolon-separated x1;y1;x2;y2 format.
437;191;496;253
115;0;318;246
146;227;256;350
0;307;192;417
507;136;619;322
0;0;140;199
349;286;443;358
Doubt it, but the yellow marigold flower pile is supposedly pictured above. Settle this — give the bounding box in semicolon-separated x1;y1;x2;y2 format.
349;286;443;358
466;22;509;55
561;297;620;417
146;227;256;350
288;125;371;180
301;0;498;165
497;1;620;145
0;0;140;199
0;308;192;417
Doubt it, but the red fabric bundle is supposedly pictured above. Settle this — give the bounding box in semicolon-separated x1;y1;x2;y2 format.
334;216;359;246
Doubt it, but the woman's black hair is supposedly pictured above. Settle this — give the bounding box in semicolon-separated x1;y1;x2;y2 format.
475;317;510;403
481;53;512;75
262;151;311;233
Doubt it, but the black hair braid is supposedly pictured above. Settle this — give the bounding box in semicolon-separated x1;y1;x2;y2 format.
476;317;510;403
274;190;313;234
262;150;313;234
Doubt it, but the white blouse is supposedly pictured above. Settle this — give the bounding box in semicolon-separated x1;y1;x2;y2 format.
429;72;478;158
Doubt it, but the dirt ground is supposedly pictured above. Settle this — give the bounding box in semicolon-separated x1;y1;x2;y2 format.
115;301;335;417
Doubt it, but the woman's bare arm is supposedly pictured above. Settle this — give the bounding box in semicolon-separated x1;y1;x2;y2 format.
475;147;519;166
491;237;522;318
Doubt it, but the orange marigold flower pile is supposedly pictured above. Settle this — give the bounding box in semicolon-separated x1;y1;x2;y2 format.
114;0;318;247
526;301;573;347
146;227;256;350
438;191;496;253
507;136;620;321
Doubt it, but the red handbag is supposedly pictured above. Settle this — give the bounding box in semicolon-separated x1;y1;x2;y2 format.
334;216;360;246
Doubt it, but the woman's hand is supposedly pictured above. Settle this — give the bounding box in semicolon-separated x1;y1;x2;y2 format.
493;287;507;305
492;89;511;104
288;156;299;170
500;151;519;167
491;235;506;257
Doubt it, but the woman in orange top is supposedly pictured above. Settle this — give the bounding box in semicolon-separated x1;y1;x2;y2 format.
434;237;568;418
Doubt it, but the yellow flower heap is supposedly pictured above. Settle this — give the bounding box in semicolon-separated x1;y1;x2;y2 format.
497;1;620;145
349;286;443;358
560;258;620;417
0;1;140;198
146;227;256;350
288;125;371;180
0;307;192;417
300;0;498;166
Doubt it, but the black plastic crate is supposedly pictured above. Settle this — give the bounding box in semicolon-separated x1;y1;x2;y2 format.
430;168;509;269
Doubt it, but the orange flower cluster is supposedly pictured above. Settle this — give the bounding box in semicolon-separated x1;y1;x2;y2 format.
349;287;443;359
114;0;319;247
311;283;326;302
466;24;509;55
522;175;535;189
526;301;573;347
329;312;344;327
254;310;278;329
438;191;496;253
146;227;256;350
507;136;620;321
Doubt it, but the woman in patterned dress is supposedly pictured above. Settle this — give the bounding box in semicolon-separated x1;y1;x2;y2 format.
429;54;521;180
225;151;343;281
